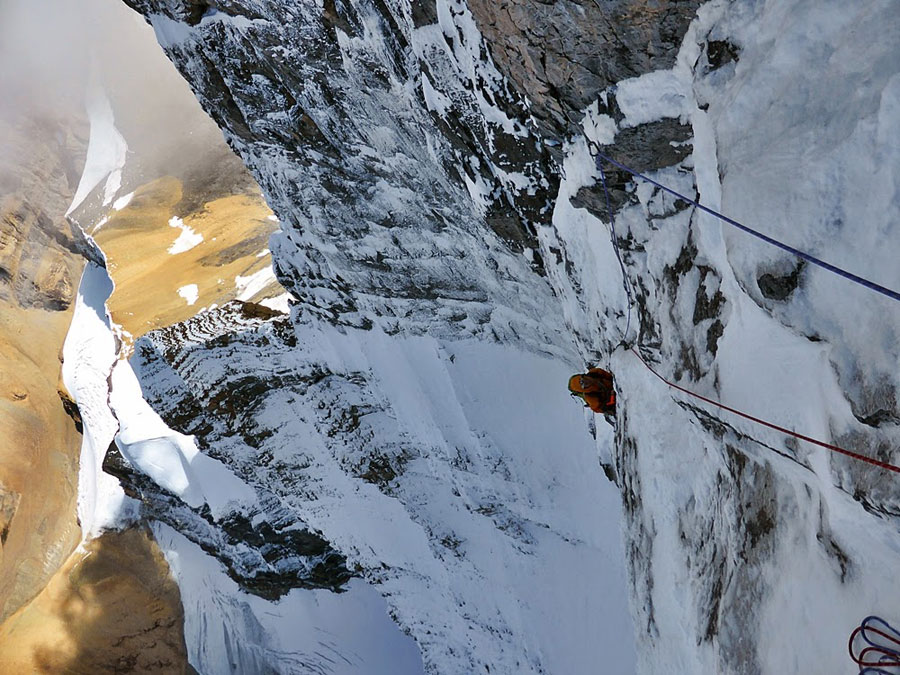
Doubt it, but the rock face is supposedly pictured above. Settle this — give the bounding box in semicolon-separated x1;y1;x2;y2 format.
0;105;87;623
0;112;85;311
467;0;703;140
114;1;900;674
123;0;565;319
0;527;192;674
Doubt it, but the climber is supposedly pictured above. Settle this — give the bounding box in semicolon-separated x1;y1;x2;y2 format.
568;367;616;414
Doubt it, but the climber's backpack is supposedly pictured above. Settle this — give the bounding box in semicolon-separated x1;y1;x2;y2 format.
568;370;611;397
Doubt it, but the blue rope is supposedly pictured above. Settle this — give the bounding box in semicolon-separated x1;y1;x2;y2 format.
596;154;634;347
595;152;900;303
861;616;900;656
850;615;900;673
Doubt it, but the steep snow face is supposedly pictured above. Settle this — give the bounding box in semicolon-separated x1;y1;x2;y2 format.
127;0;566;351
109;5;642;668
114;0;900;673
129;303;636;673
546;0;900;672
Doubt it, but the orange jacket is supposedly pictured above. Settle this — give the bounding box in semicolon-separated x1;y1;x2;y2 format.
568;368;616;414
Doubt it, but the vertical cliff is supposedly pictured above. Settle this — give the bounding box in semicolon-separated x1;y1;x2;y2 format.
53;0;900;672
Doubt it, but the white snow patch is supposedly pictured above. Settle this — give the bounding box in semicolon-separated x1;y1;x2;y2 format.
177;284;199;306
235;266;276;301
461;159;493;216
150;13;197;49
614;68;691;128
111;360;256;518
66;79;128;215
258;292;292;313
582;100;618;146
421;73;452;116
112;191;134;211
167;216;203;254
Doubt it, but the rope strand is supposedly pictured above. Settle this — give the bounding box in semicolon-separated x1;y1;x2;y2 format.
595;152;900;302
632;348;900;475
591;151;899;475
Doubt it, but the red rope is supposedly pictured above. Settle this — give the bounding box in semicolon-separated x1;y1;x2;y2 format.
849;618;900;669
630;348;900;475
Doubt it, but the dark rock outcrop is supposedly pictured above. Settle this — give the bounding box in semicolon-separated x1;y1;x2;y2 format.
467;0;703;140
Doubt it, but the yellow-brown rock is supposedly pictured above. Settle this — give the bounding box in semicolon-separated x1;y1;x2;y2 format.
0;527;192;674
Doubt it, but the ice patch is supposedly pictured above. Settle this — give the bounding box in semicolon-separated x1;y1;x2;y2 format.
167;216;203;254
178;284;199;306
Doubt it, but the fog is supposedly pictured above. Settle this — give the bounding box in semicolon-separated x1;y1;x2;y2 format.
0;0;242;200
0;0;177;122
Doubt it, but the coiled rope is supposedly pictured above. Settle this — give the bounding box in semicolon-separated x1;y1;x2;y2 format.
593;152;900;475
849;615;900;674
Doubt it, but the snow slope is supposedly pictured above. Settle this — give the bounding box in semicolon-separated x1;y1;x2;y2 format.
66;78;128;216
542;0;900;672
131;306;637;674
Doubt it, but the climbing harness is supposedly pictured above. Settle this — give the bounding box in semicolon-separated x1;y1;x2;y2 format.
591;152;900;475
595;152;900;303
849;615;900;673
